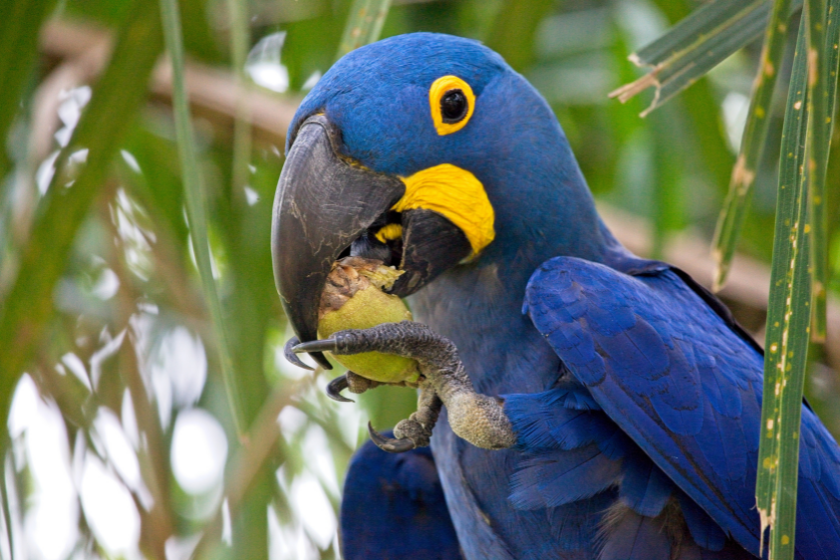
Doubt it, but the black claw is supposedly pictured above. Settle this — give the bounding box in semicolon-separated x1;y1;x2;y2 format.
292;339;337;354
326;375;353;403
368;422;416;453
284;337;314;370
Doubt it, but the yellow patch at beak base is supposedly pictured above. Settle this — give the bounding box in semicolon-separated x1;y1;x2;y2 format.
394;164;495;255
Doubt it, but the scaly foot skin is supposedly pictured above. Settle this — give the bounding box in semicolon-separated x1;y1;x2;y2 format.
369;387;442;452
325;371;382;403
292;321;517;452
285;337;379;403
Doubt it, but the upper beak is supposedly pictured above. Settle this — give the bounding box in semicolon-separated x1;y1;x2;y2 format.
272;114;474;369
271;115;405;368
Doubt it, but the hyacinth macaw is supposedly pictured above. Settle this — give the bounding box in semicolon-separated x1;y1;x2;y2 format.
270;33;840;559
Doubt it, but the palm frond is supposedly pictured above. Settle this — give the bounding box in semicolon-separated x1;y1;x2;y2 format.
755;16;812;560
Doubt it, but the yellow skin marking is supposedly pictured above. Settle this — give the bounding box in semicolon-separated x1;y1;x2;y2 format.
394;163;495;255
429;75;476;136
373;78;490;256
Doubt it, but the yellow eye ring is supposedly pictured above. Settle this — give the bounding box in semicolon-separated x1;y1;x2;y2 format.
429;75;475;136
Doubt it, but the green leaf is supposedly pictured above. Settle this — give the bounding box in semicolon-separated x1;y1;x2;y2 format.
804;0;840;341
611;0;807;115
226;0;252;194
0;0;163;423
610;0;781;115
712;0;795;291
158;0;245;435
635;0;769;67
0;0;58;177
336;0;393;59
756;16;812;559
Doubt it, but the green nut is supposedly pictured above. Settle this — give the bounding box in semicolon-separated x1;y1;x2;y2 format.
317;257;420;384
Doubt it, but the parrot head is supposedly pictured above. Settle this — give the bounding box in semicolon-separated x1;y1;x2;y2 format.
272;32;603;368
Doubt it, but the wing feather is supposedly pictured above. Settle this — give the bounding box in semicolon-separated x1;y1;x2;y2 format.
522;257;840;559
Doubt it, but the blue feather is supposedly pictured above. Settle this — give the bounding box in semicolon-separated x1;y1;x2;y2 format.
510;445;622;509
525;257;840;558
599;508;671;560
341;434;463;560
505;389;618;453
678;492;727;551
548;491;615;551
620;454;674;517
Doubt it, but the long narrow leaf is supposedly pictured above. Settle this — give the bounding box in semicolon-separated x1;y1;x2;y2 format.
756;17;812;559
804;0;840;341
0;0;58;177
226;0;252;193
712;0;795;291
638;0;766;63
610;0;783;115
0;0;163;423
828;3;840;111
336;0;392;59
159;0;245;436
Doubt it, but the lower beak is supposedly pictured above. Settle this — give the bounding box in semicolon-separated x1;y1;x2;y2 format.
271;115;405;368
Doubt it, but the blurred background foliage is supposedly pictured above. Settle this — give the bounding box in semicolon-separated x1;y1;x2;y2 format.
0;0;838;558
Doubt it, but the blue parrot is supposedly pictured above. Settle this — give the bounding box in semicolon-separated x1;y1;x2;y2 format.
270;33;840;559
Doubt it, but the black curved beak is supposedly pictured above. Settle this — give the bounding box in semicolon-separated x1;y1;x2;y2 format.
272;115;473;369
271;115;405;368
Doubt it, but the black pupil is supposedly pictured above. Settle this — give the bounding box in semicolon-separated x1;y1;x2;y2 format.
440;89;468;123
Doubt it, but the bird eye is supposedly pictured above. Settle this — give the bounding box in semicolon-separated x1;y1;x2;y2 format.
429;75;475;136
440;90;468;123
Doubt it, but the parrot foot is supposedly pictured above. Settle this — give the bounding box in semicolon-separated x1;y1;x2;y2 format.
326;375;352;402
326;371;382;403
293;321;517;451
347;370;382;393
368;387;442;453
368;423;417;453
284;336;314;370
